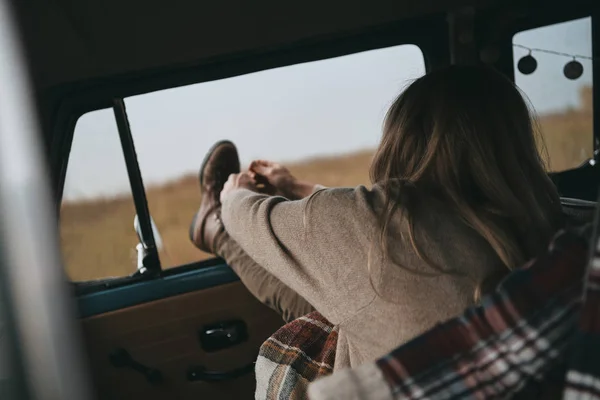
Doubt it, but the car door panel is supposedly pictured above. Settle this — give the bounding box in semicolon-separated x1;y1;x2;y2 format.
77;262;239;318
80;279;284;400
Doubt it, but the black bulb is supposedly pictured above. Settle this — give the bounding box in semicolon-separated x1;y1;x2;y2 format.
517;54;537;75
564;60;583;80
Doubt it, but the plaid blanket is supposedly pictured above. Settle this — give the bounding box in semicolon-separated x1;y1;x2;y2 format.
255;312;337;399
563;219;600;399
309;223;595;400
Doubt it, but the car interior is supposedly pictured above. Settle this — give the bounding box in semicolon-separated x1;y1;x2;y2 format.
2;0;598;399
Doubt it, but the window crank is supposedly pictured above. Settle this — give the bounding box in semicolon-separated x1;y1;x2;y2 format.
109;348;163;384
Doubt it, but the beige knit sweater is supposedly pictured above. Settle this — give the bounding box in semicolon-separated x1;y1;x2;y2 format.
221;185;501;369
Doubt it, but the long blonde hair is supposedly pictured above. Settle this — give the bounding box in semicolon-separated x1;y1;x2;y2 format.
370;65;564;298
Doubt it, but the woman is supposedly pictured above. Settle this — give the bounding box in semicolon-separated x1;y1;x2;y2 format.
189;65;564;370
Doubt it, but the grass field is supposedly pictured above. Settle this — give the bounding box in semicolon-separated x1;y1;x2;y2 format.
60;88;593;281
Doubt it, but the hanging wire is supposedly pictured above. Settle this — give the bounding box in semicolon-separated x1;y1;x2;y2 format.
513;44;595;61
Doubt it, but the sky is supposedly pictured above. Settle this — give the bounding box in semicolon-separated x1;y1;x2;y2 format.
63;17;593;201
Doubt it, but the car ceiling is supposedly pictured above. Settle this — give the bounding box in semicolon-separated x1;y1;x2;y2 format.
15;0;508;90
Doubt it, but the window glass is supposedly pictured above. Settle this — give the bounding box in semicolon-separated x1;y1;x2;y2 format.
60;109;140;281
124;44;426;267
513;17;593;172
61;45;425;276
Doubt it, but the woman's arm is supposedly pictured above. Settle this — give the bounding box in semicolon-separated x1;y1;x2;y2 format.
249;159;324;200
221;186;376;325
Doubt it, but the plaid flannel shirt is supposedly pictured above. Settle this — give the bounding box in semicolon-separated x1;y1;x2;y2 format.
256;312;338;399
309;221;599;400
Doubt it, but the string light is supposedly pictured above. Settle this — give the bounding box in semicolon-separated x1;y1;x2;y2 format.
513;44;594;61
517;51;537;75
512;43;593;80
564;59;584;80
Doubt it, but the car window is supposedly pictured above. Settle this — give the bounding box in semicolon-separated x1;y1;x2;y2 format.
124;44;426;268
60;44;426;278
60;109;141;281
513;17;593;172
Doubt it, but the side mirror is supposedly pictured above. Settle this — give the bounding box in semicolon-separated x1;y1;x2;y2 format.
133;215;163;273
133;215;163;250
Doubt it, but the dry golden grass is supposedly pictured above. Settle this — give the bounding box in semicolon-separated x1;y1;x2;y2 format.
60;151;375;281
60;88;593;281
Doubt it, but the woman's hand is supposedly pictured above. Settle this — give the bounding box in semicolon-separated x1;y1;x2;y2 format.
249;160;321;200
220;172;257;203
249;160;297;198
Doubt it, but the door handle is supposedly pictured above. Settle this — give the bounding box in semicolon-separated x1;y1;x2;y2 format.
109;348;163;384
186;362;254;382
199;320;248;352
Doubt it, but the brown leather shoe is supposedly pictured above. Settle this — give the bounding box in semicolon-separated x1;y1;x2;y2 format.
189;140;240;254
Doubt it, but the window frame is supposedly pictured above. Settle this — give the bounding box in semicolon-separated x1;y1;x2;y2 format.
111;99;161;275
508;14;598;165
58;39;437;291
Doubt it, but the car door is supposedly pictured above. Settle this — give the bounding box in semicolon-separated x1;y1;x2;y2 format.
57;42;431;400
78;279;283;400
60;100;284;400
